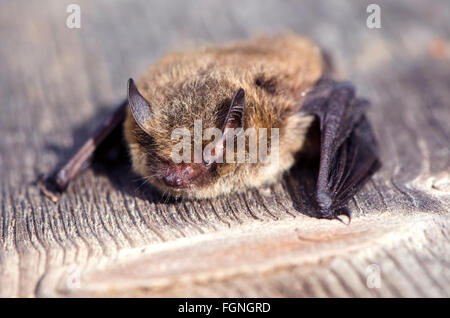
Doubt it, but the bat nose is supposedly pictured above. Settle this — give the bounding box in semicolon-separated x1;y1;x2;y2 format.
162;175;185;188
162;165;195;188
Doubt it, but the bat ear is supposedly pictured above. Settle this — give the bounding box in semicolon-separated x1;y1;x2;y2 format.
127;78;152;135
222;88;245;131
215;88;245;156
207;88;246;164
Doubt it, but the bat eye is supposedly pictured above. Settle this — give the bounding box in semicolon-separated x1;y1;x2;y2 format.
254;75;277;94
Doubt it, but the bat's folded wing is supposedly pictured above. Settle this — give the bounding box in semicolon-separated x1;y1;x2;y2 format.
300;78;381;220
42;101;127;198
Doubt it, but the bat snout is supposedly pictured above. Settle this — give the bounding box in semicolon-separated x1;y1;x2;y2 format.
162;164;198;188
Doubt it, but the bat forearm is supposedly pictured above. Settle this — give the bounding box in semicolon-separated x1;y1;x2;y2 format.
50;101;127;192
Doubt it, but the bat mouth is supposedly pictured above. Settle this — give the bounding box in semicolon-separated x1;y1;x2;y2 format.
149;177;197;197
142;160;220;199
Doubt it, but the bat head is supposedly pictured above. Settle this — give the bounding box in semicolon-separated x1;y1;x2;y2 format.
126;78;247;198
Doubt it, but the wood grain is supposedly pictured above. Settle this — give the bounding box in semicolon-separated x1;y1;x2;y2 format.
0;0;449;297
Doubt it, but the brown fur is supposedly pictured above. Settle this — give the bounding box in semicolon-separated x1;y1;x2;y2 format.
124;34;324;198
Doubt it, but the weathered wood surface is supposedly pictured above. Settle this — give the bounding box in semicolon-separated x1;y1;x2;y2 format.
0;0;449;297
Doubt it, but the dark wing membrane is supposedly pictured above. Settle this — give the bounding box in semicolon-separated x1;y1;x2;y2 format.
301;78;380;219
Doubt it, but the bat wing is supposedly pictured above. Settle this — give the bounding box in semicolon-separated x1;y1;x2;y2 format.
300;78;380;220
44;101;127;195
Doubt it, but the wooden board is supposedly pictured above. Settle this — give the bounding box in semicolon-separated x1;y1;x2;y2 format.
0;0;449;297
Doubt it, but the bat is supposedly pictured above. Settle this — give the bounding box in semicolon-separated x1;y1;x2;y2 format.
44;35;380;220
